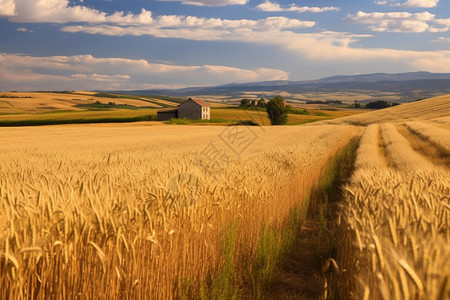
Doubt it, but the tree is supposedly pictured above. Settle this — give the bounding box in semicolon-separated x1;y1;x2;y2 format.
239;98;250;108
266;95;288;125
366;100;391;109
257;98;267;107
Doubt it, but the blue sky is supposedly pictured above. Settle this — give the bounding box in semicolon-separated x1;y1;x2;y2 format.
0;0;449;90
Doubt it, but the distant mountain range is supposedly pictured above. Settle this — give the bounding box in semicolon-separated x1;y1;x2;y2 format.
112;72;450;102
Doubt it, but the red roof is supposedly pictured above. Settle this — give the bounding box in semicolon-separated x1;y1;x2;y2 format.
188;98;210;107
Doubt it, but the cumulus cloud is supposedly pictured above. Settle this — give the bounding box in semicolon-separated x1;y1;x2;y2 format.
434;18;450;29
375;0;439;7
1;0;315;40
60;16;315;40
344;11;447;33
395;0;439;8
157;0;248;6
0;53;290;90
256;1;339;13
3;0;152;24
1;0;450;89
0;0;15;16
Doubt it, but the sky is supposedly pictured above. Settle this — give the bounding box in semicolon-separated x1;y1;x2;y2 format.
0;0;449;90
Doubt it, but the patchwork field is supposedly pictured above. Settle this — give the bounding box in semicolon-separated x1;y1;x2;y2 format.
0;92;183;114
0;93;449;299
0;91;366;126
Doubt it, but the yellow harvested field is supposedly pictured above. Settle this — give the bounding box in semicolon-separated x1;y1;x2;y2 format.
326;94;450;126
0;109;158;123
73;91;97;95
353;124;387;172
318;109;367;118
141;97;178;107
405;121;450;153
0;123;358;299
430;116;450;130
211;108;334;125
0;92;161;113
380;123;437;171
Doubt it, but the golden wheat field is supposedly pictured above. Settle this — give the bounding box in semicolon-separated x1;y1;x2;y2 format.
332;95;450;299
325;94;450;126
0;123;357;299
1;94;450;299
0;91;177;114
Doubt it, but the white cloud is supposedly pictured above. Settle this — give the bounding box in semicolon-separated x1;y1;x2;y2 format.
1;0;450;88
0;0;15;16
260;30;450;74
376;0;439;7
16;27;32;32
3;0;153;24
396;0;439;8
375;0;439;8
70;73;131;82
1;0;315;40
61;16;315;40
2;30;450;90
344;11;447;33
256;1;339;13
434;18;450;28
432;37;450;42
0;53;290;90
157;0;248;6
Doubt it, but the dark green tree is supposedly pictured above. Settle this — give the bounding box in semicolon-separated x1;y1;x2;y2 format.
257;98;267;107
366;100;391;109
239;99;250;108
266;95;288;125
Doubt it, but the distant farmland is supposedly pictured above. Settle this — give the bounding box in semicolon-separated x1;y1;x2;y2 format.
0;91;365;126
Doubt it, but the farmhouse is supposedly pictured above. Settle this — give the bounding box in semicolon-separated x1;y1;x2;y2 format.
156;108;178;121
157;98;210;121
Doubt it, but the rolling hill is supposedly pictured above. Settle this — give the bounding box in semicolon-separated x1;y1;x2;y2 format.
325;94;450;126
116;72;450;103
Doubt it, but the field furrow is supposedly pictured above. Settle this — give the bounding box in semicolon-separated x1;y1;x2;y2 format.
397;124;450;169
405;121;450;154
380;123;437;172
